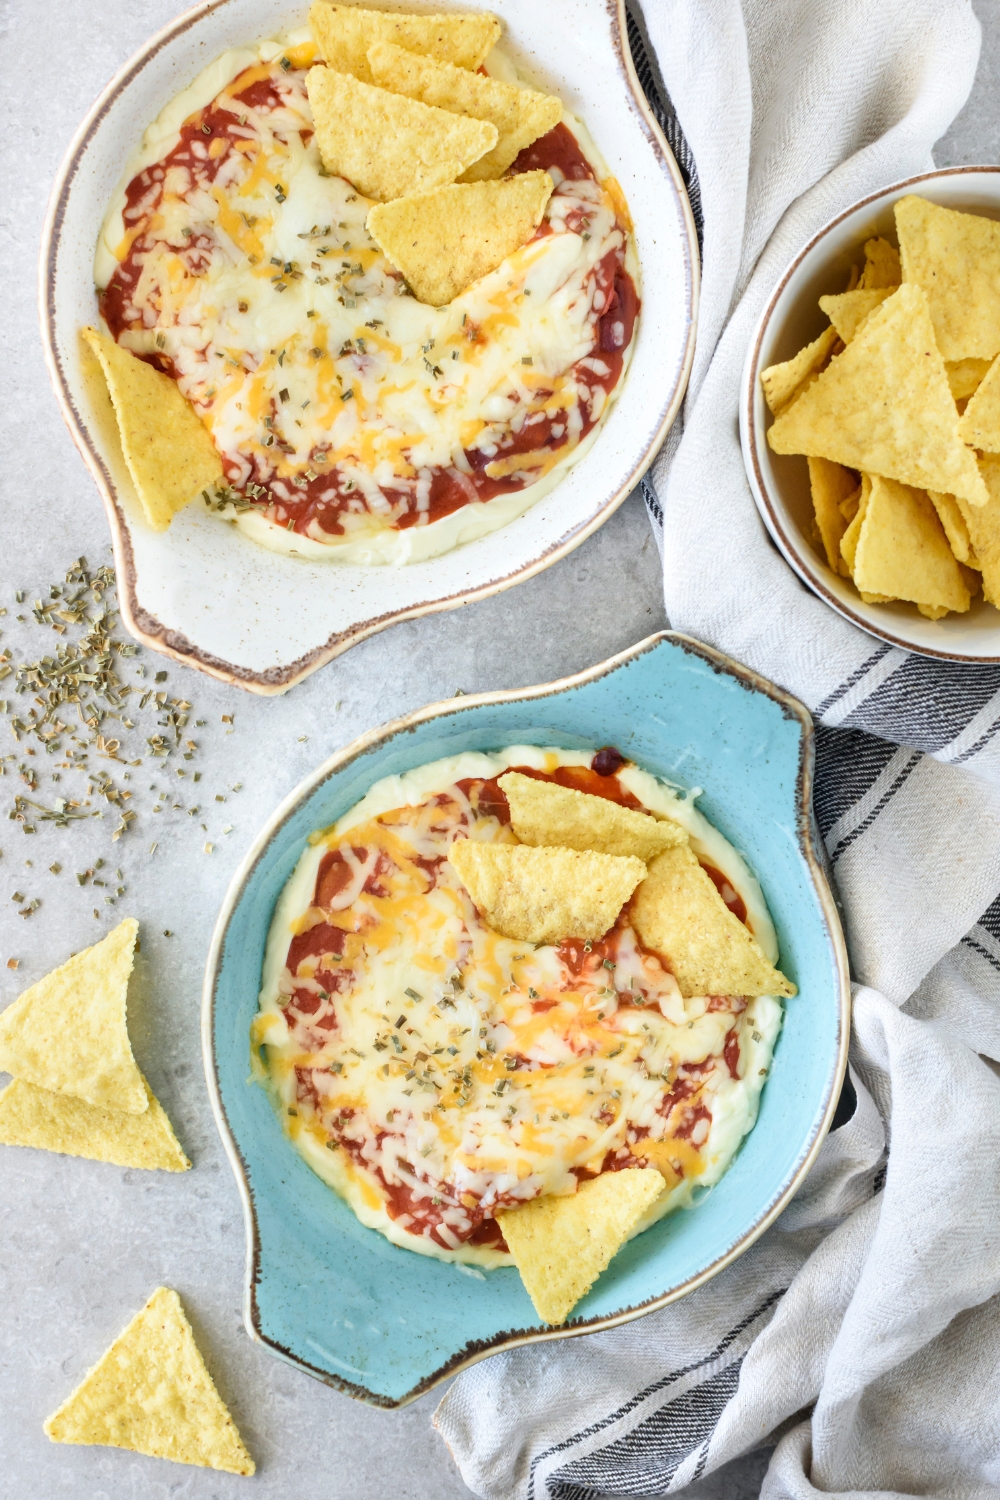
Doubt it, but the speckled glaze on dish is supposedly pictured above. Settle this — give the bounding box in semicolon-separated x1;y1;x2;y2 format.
741;166;1000;663
39;0;698;695
203;632;850;1407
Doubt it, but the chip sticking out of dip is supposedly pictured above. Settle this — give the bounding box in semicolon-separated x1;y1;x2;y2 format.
448;839;646;943
0;919;147;1114
895;195;1000;361
306;66;497;201
310;1;500;83
367;41;563;181
44;1287;254;1475
0;1075;190;1172
767;284;989;507
497;1167;666;1324
631;846;796;999
81;328;223;531
499;771;688;861
367;171;553;305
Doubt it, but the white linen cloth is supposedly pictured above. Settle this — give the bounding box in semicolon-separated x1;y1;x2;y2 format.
433;4;1000;1495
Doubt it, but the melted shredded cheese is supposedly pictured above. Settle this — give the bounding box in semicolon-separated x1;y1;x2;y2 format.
255;748;784;1267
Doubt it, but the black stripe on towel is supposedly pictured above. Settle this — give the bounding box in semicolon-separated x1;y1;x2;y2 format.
812;724;900;840
841;657;1000;754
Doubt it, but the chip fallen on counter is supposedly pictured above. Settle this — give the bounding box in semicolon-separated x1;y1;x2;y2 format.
45;1287;254;1475
448;839;646;943
81;328;222;531
306;65;497;202
895;194;1000;362
366;171;553;305
631;845;797;1000
0;1075;189;1172
767;284;988;508
497;1168;666;1325
0;918;147;1114
367;40;562;181
310;1;500;84
499;771;688;861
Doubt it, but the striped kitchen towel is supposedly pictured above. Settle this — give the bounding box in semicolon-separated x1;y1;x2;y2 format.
434;3;1000;1497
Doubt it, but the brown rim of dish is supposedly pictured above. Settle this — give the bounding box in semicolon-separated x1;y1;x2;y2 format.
38;0;700;695
744;164;1000;665
201;631;852;1407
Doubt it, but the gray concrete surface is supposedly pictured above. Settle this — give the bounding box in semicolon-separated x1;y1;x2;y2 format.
0;1;996;1496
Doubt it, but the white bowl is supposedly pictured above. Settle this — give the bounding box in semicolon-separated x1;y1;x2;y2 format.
40;0;698;695
741;166;1000;663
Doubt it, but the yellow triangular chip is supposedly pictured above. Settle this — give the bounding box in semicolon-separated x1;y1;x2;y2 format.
767;284;988;507
807;456;857;574
497;1168;665;1325
896;195;1000;361
759;324;838;416
45;1287;253;1474
310;2;500;83
818;288;894;344
958;457;1000;605
946;358;992;402
367;41;562;181
498;772;687;861
859;236;901;290
0;1075;189;1171
81;328;222;531
631;845;796;1000
448;840;645;943
853;475;970;613
367;172;553;306
958;352;1000;453
928;488;975;564
306;65;496;202
840;473;872;575
0;919;146;1114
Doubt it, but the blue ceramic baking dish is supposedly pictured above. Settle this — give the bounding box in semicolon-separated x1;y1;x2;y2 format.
203;633;850;1406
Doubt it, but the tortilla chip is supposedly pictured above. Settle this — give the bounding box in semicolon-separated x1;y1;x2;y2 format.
631;846;795;1000
306;66;496;201
767;284;988;507
310;2;500;83
448;840;645;943
896;195;1000;361
81;329;222;531
0;1075;189;1171
367;172;553;305
45;1287;253;1474
961;456;1000;606
807;456;858;574
946;357;992;402
818;288;894;344
859;236;901;290
0;919;145;1114
760;325;838;415
498;772;687;861
928;488;974;564
367;41;562;181
958;352;1000;453
853;475;970;612
496;1168;665;1325
839;485;861;523
840;473;872;575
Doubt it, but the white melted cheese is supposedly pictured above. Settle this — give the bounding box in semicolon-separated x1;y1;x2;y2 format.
95;32;639;566
255;748;786;1268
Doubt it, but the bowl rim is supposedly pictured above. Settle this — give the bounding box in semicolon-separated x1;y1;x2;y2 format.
741;163;1000;665
201;629;852;1407
38;0;700;696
